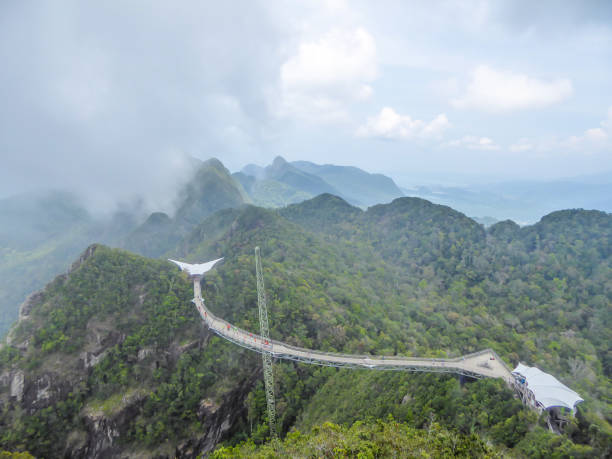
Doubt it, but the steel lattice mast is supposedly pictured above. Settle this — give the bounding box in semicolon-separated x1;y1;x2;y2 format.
255;246;277;439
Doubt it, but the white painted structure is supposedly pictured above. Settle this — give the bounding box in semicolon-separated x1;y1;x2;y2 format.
512;363;583;411
168;258;223;277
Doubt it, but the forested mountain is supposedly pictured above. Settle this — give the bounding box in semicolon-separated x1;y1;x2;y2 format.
235;156;403;208
173;159;249;227
213;419;502;458
1;195;610;457
0;158;248;336
0;192;142;336
123;158;249;258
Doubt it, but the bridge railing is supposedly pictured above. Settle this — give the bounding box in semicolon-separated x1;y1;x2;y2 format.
269;338;489;364
194;290;512;376
195;296;273;349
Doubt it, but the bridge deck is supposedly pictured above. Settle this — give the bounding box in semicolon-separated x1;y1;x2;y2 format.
193;280;512;381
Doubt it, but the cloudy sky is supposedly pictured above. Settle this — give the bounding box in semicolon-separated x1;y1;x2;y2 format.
1;0;611;209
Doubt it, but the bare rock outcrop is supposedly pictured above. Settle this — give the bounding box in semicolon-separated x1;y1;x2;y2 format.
10;370;24;402
175;370;259;458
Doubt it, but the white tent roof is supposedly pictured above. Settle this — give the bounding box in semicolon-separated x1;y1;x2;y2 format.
168;257;223;276
513;363;583;410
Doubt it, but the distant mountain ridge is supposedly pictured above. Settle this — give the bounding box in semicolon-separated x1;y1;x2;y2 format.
235;156;404;208
403;173;612;224
291;160;404;207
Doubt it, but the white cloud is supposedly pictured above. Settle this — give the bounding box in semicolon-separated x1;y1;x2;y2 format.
602;106;612;131
452;65;573;112
281;27;376;89
566;105;612;148
509;138;535;152
278;27;377;121
357;107;450;140
584;128;608;142
320;0;350;14
509;105;612;154
446;135;500;151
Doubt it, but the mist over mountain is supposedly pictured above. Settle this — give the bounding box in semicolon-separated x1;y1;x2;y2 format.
124;158;249;258
2;155;611;339
0;158;248;336
0;191;144;336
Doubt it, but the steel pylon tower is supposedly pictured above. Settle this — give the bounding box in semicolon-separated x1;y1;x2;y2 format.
255;246;277;439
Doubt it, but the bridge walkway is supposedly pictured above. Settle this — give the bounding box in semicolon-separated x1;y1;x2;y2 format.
192;280;512;381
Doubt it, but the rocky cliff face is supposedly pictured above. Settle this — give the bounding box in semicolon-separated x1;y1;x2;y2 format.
1;306;256;457
175;371;258;458
0;245;263;458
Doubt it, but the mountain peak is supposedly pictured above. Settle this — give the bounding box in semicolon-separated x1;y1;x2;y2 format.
201;157;228;174
272;155;287;167
173;158;248;227
267;156;289;175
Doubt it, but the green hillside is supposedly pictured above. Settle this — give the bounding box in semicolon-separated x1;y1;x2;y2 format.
124;158;249;258
213;419;502;458
0;192;142;337
173;159;249;228
0;197;610;457
0;158;249;337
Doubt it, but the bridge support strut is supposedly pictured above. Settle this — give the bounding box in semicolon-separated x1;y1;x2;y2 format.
255;247;277;439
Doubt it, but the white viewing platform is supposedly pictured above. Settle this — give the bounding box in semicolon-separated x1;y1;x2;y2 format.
168;257;224;279
512;363;583;412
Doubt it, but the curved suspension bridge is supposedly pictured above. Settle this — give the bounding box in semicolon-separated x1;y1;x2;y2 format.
171;257;513;382
192;279;512;380
171;252;514;438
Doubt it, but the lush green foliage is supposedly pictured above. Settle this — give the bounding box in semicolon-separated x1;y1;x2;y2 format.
0;157;247;336
212;419;501;458
0;246;199;457
0;451;35;459
1;196;611;457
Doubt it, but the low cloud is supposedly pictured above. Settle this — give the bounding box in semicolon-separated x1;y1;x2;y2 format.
584;128;608;142
509;105;612;154
509;138;535;152
452;65;573;112
601;106;612;132
446;135;500;151
357;107;449;140
566;105;611;148
0;1;282;213
278;27;377;121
